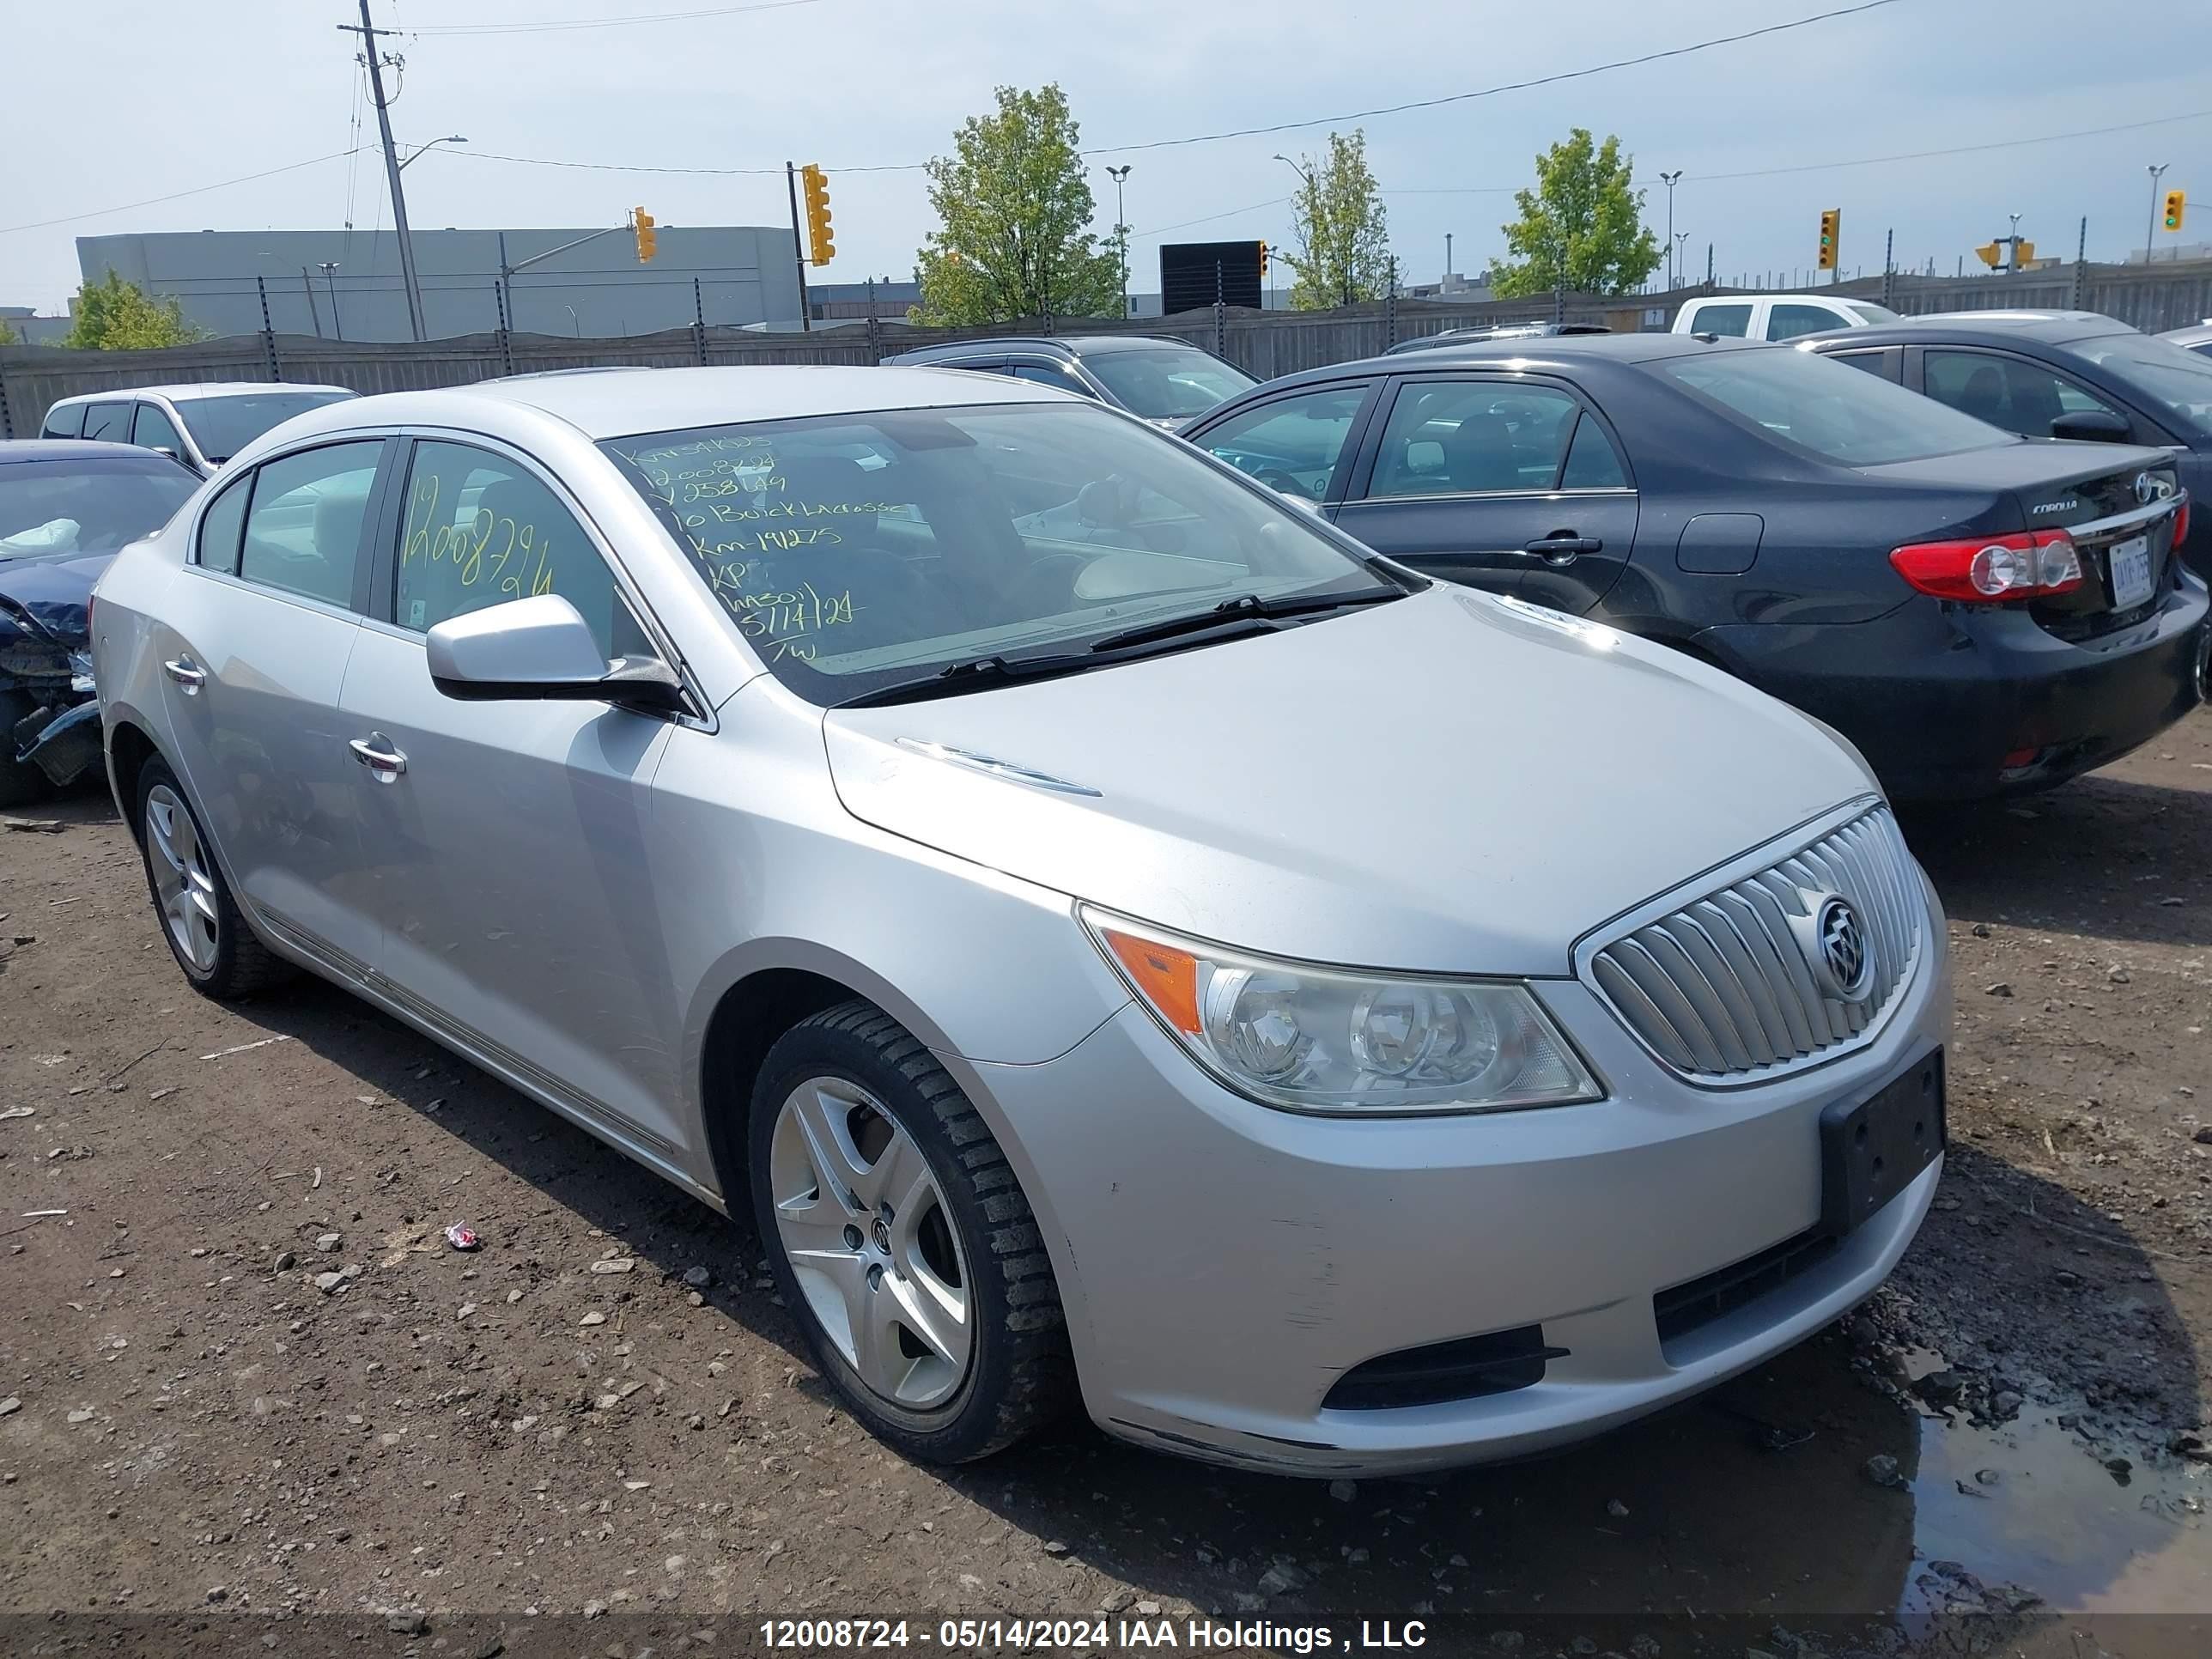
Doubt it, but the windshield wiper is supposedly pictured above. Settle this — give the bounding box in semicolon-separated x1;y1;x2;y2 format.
1087;586;1403;653
835;649;1106;709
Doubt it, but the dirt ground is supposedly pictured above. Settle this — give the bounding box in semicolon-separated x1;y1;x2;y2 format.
3;711;2209;1659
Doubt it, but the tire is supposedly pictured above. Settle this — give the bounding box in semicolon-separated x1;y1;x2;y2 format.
748;1000;1074;1463
134;757;295;1000
0;690;49;810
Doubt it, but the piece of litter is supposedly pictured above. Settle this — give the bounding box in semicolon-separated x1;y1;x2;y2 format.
149;1088;176;1102
444;1223;481;1252
200;1036;294;1061
312;1166;323;1189
21;1209;67;1218
0;1108;33;1121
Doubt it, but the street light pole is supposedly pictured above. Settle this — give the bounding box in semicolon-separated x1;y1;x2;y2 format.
1273;152;1326;302
318;262;344;340
1659;171;1682;288
339;0;427;343
1106;165;1132;319
2147;163;2170;265
398;134;468;172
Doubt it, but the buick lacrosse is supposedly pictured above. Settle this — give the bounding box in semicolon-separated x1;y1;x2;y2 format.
92;367;1948;1474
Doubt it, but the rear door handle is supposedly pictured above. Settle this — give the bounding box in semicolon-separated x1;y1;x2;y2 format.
349;734;407;781
1523;533;1603;565
161;656;205;693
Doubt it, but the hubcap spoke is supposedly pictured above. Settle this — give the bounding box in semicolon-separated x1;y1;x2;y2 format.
790;1082;874;1217
854;1122;928;1215
145;786;220;972
883;1258;968;1370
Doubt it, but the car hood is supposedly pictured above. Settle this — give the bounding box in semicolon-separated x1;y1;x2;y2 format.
0;551;111;668
823;586;1875;975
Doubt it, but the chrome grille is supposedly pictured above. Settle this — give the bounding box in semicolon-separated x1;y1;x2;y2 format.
1587;807;1923;1082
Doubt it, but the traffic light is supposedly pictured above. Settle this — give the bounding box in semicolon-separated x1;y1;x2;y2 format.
1817;209;1841;270
1974;241;2002;268
2164;189;2186;233
2014;240;2035;267
800;164;834;267
632;207;658;264
1257;240;1269;277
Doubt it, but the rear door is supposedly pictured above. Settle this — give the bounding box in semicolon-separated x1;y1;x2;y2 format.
155;437;391;974
1329;373;1639;613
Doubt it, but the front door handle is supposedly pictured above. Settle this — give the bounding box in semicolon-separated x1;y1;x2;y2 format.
162;656;205;694
349;734;407;782
1523;532;1603;565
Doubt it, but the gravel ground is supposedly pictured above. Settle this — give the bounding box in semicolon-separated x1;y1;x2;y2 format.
2;709;2209;1659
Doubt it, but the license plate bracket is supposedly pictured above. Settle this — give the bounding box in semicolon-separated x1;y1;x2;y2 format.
2109;535;2154;610
1819;1048;1944;1237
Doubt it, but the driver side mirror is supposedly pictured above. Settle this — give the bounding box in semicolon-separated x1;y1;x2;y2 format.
2050;408;2131;443
427;593;685;714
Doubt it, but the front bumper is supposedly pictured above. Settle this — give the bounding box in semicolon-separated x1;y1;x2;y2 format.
1698;576;2209;802
957;884;1951;1477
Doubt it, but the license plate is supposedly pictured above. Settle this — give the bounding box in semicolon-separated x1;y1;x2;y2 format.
1818;1049;1944;1237
2110;536;2154;610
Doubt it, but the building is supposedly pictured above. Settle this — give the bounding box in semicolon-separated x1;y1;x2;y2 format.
805;278;921;325
72;227;807;343
0;305;72;345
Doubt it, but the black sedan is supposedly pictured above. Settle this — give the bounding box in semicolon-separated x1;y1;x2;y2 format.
1181;334;2209;801
1796;311;2212;579
1;441;198;805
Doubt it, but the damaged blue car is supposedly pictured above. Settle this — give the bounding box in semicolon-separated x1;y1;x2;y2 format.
2;441;197;805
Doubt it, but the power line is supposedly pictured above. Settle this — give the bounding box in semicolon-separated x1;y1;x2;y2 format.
410;0;827;33
1689;106;2212;183
0;149;369;236
447;147;923;177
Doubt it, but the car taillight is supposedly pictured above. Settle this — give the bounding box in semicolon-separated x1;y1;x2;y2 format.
1888;529;2083;602
2174;497;2191;546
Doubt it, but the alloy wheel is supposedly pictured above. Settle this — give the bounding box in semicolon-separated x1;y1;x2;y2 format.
769;1075;973;1409
145;783;220;974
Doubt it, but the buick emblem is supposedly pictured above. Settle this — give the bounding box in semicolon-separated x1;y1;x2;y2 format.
1813;896;1873;1001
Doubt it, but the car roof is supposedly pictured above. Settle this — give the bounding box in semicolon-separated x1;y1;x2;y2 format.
0;439;188;467
888;334;1195;363
1796;310;2133;348
267;363;1073;445
51;381;356;405
1252;330;1769;392
2159;320;2212;345
1687;292;1864;307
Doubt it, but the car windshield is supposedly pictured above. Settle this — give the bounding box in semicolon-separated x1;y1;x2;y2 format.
170;391;355;462
2071;332;2212;438
600;401;1399;704
1079;347;1256;421
1662;346;2014;465
1846;302;1901;324
0;461;196;562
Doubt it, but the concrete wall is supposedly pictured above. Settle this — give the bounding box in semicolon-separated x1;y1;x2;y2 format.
74;227;806;343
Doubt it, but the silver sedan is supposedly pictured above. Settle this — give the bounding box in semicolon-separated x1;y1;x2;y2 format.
91;366;1949;1474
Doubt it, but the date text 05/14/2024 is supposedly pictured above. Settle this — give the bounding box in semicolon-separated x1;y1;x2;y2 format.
758;1618;1434;1651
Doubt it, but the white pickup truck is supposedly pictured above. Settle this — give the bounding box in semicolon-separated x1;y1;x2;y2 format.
1672;292;1900;342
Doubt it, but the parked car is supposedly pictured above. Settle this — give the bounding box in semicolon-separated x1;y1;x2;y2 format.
1385;322;1612;356
1674;293;1899;342
94;364;1948;1474
1182;334;2208;801
881;336;1255;429
40;382;357;476
1796;311;2212;579
2160;319;2212;358
2;441;198;804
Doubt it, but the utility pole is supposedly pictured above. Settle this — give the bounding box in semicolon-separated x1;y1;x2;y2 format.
2146;163;2170;266
785;162;812;331
1659;171;1682;287
2071;215;2087;308
1881;228;1893;308
338;0;426;342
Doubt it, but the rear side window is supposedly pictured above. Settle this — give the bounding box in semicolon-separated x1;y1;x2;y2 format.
1769;304;1842;342
1687;302;1753;337
40;404;83;440
1661;347;2013;465
1923;349;2121;437
81;402;132;442
239;441;383;609
1366;381;1580;497
396;441;644;659
1560;413;1628;489
197;475;252;574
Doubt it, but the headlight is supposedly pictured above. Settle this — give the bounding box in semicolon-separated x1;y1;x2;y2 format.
1082;908;1602;1115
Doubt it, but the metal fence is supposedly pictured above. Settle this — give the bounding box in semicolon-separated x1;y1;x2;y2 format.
8;258;2210;440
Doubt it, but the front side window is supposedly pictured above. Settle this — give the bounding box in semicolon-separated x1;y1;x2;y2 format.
1845;301;1901;324
1661;346;2014;465
2069;332;2212;439
81;402;131;443
171;390;355;465
238;441;382;608
603;401;1400;704
1923;349;2120;436
131;402;187;456
1195;386;1369;501
1366;381;1582;498
1080;346;1257;422
1687;302;1753;337
1769;303;1844;342
0;462;196;561
1010;364;1091;397
397;441;644;659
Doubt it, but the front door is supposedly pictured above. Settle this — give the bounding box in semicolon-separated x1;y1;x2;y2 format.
1332;375;1639;614
340;435;688;1152
156;438;388;974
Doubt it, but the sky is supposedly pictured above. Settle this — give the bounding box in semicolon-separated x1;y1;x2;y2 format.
4;0;2212;315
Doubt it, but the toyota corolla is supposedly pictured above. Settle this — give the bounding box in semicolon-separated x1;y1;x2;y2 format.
90;367;1949;1474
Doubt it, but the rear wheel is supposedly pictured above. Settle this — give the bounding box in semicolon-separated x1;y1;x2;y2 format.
135;757;295;1000
748;1000;1073;1463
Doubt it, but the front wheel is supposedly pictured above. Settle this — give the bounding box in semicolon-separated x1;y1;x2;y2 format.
748;1000;1073;1463
0;690;47;809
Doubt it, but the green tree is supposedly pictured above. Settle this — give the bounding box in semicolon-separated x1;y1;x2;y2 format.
62;270;204;349
0;316;18;347
912;84;1122;325
1279;131;1390;310
1492;129;1662;298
